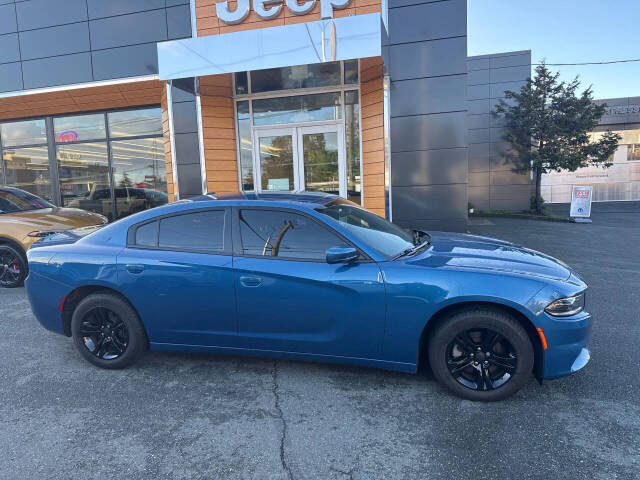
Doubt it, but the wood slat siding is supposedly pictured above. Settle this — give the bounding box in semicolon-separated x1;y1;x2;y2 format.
200;74;240;193
0;81;164;121
160;86;176;202
360;56;385;216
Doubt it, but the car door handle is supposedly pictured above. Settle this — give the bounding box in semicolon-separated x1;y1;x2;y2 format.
240;276;262;287
126;264;145;274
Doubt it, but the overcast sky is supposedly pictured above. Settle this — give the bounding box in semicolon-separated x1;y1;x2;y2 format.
467;0;640;100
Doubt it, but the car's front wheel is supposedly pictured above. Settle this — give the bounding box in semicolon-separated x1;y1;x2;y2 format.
428;307;534;401
71;293;147;369
0;245;27;288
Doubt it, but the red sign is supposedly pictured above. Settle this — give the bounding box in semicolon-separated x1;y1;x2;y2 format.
575;190;589;199
57;130;78;143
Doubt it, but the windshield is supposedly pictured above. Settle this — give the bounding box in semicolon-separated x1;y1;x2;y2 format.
0;189;54;214
316;200;416;258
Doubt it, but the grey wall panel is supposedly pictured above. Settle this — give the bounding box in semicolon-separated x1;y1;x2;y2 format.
22;52;92;89
15;0;87;31
391;112;468;152
388;0;465;45
467;113;490;129
468;171;489;187
175;163;203;197
392;184;467;221
87;0;165;19
92;43;159;80
172;101;198;135
388;37;466;80
389;0;445;7
19;22;90;61
89;9;167;50
391;148;468;187
390;75;466;117
167;0;190;5
468;150;490;173
167;4;192;40
0;0;14;5
0;62;23;92
172;79;196;102
490;65;531;84
466;50;532;211
467;68;490;86
0;3;16;34
174;132;200;165
0;33;20;64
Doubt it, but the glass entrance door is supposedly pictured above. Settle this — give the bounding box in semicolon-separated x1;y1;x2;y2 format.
253;124;346;196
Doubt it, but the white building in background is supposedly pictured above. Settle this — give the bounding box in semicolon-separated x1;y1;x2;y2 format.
542;98;640;203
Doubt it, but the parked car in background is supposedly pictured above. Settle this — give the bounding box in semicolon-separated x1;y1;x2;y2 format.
0;186;107;288
25;192;592;401
65;185;167;221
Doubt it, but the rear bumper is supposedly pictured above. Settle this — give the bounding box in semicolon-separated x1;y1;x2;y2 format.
25;271;70;336
541;311;592;379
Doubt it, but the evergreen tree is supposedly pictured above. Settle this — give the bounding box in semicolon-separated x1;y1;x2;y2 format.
495;63;621;214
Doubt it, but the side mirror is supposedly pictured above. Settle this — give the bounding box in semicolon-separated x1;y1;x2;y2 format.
326;245;359;264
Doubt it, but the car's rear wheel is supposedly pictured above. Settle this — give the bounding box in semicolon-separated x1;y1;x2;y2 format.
0;245;27;288
71;293;146;369
428;307;534;401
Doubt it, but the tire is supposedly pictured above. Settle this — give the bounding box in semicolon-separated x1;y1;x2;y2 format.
71;293;147;369
427;307;534;401
0;245;27;288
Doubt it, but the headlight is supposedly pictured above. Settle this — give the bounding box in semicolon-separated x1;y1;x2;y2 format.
545;293;585;317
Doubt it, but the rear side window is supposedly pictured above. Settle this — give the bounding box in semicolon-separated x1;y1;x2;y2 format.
158;210;225;252
135;221;158;247
239;209;342;260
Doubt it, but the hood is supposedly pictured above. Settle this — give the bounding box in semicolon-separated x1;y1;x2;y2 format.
0;207;107;232
407;231;572;282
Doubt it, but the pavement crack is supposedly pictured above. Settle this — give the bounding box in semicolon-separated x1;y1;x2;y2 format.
273;360;293;480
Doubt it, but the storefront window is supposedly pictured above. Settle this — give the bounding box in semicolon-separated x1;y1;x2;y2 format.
111;138;168;218
54;114;106;143
2;146;52;200
345;90;361;205
235;71;249;95
57;143;111;217
236;101;254;190
253;92;342;126
344;60;359;85
108;108;163;138
249;62;341;94
0;119;47;147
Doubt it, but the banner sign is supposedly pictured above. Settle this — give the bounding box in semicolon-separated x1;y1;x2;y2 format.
569;186;593;218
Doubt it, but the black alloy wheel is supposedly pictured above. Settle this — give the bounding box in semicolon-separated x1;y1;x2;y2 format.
446;328;517;391
428;307;534;401
78;307;129;360
0;245;27;288
71;293;147;369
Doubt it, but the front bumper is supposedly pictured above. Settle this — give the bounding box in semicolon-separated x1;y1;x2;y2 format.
540;311;592;379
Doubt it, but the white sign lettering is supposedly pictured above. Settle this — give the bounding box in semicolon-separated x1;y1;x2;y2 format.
215;0;352;24
604;104;640;116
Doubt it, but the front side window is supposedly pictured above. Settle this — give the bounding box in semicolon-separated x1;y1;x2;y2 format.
239;209;343;260
0;188;53;214
316;200;414;259
158;210;225;252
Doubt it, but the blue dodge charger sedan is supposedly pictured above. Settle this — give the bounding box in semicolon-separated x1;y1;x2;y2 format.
25;192;591;401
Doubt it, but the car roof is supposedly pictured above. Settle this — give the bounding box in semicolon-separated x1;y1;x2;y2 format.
188;191;340;207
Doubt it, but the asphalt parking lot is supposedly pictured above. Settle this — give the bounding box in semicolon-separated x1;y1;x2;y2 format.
1;202;638;480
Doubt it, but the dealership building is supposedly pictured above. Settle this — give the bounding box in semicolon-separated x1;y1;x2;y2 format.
0;0;634;232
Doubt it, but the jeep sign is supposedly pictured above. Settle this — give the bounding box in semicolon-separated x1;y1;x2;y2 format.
215;0;352;24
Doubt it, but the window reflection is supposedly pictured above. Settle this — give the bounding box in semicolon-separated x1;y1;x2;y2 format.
2;146;52;200
236;101;254;190
250;63;341;94
0;119;47;147
253;92;342;126
54;114;106;143
57;143;112;218
345;90;361;205
111;138;168;219
108;108;163;138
